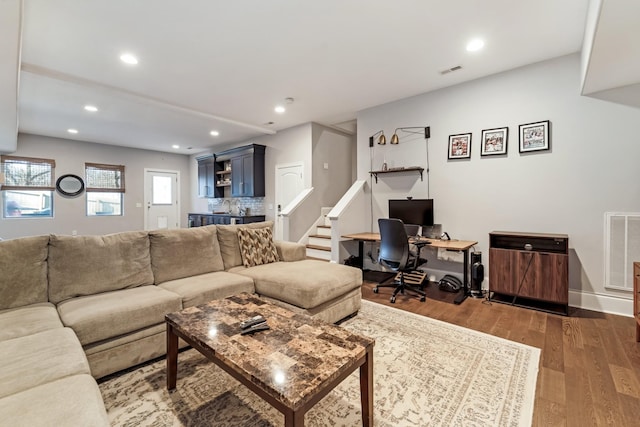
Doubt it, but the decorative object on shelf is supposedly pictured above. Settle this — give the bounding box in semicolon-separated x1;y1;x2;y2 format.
389;126;430;144
448;133;472;159
369;130;386;146
56;174;85;197
481;127;508;156
519;120;550;153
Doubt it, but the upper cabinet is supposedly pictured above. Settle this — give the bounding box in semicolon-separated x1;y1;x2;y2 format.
213;144;266;198
196;155;215;198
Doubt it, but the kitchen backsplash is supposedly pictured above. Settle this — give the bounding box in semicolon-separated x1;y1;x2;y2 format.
208;197;265;216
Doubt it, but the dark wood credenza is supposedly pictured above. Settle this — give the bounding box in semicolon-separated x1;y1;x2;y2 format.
488;231;569;315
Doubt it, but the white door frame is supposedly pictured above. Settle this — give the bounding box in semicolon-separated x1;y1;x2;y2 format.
275;161;304;240
143;168;181;230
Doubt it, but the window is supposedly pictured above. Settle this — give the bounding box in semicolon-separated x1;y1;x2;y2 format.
1;155;55;218
85;163;125;216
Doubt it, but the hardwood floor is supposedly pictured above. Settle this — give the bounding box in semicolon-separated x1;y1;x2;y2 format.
361;281;640;426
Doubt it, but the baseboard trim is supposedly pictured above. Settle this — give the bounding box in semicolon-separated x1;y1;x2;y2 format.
568;290;633;317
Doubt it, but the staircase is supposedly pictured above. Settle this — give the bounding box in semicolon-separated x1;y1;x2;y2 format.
306;212;332;261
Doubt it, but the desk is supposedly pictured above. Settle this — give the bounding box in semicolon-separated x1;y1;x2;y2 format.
343;232;478;304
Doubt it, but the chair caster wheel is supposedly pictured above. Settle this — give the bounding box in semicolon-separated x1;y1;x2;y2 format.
390;296;396;303
420;296;426;302
373;287;379;294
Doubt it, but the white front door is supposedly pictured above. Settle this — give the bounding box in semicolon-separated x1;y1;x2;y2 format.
275;162;304;240
144;169;180;230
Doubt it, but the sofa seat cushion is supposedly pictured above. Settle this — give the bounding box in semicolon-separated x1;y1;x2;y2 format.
159;271;255;308
0;235;49;310
0;328;90;399
149;225;224;284
57;286;182;345
48;231;154;304
235;260;362;309
0;303;63;342
0;374;109;426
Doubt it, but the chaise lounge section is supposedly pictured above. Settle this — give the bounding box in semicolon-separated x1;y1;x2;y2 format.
0;221;361;425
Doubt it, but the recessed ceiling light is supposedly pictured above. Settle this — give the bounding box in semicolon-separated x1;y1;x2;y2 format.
84;105;98;112
172;144;180;149
67;129;78;134
210;130;220;137
275;105;286;114
120;53;139;65
466;39;484;52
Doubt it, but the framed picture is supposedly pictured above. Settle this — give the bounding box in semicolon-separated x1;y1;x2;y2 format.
519;120;550;153
448;133;472;159
481;127;508;156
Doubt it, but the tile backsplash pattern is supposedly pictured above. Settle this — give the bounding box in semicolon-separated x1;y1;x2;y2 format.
208;197;265;216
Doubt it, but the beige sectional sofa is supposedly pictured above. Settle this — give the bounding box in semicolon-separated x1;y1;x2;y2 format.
0;221;361;426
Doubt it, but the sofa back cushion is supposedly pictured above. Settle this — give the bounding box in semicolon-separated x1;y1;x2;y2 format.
48;231;154;304
216;221;274;270
0;235;50;310
149;225;225;284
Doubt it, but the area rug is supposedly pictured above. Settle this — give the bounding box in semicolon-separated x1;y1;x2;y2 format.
99;300;540;426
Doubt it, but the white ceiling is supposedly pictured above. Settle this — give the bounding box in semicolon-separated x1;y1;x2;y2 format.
0;0;613;155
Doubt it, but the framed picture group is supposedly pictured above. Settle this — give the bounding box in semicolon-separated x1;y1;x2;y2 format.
448;120;550;160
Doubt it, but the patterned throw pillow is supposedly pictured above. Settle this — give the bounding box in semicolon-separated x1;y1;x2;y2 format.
237;227;280;267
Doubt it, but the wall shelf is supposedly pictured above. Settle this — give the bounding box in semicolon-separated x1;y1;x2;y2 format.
369;166;424;183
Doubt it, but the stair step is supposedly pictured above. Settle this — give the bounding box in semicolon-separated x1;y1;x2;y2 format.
317;225;330;229
306;244;330;251
306;247;331;260
309;235;330;247
309;234;330;239
316;227;331;237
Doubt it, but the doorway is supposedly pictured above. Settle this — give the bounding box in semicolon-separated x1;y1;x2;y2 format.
144;169;180;230
275;162;304;240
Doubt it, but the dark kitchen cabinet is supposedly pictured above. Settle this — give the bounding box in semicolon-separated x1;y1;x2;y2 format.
196;155;215;198
215;144;265;198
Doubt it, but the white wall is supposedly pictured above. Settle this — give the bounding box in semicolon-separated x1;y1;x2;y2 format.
357;54;640;312
311;123;354;208
0;133;190;239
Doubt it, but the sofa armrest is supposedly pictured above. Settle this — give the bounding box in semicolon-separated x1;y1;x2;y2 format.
275;241;306;262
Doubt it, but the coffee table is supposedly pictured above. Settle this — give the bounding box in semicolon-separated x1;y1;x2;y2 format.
165;293;375;426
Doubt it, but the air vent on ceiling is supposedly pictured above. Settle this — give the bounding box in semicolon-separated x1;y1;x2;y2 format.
440;65;462;75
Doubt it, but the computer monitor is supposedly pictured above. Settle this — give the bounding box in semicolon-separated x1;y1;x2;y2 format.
388;198;434;227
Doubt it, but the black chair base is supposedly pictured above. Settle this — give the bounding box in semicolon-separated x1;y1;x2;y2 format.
373;273;426;303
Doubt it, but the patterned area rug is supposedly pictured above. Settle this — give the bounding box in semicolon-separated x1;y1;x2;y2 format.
99;300;540;426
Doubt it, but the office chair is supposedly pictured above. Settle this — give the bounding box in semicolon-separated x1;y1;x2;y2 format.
374;218;427;303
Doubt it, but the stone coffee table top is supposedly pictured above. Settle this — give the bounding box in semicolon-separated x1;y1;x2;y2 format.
165;292;374;411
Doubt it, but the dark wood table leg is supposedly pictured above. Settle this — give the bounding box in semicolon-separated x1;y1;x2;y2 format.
284;409;305;426
166;323;178;390
360;347;374;426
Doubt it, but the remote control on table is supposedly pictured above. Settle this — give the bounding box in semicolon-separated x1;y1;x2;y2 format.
240;315;266;329
240;323;270;335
